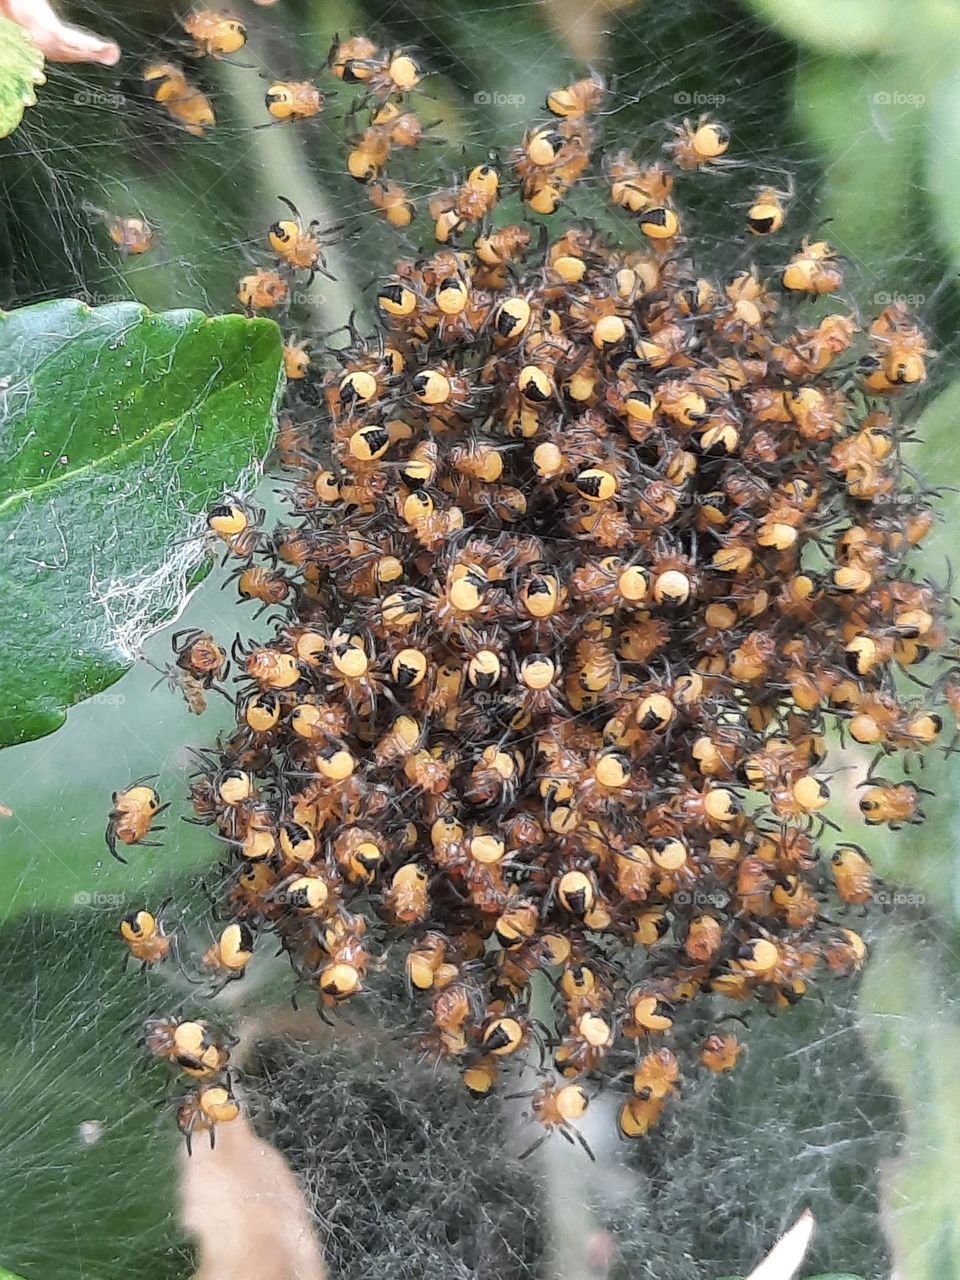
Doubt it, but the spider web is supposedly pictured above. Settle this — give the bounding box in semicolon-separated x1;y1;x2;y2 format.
1;1;959;1279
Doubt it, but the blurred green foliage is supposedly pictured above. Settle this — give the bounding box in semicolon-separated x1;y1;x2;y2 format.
0;14;45;139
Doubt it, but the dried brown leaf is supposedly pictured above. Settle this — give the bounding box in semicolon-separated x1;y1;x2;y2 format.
180;1111;326;1280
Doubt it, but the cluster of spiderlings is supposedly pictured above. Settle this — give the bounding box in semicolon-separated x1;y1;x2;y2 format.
137;27;427;321
118;57;958;1153
234;32;427;330
145;1012;239;1154
116;896;241;1151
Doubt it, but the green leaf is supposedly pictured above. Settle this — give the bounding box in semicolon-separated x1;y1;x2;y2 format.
739;0;897;54
860;936;960;1280
794;57;925;302
0;13;45;139
0;1269;28;1280
0;299;284;748
925;68;960;278
913;375;960;565
743;0;960;58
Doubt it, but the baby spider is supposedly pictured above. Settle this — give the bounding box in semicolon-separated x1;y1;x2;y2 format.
175;1077;241;1154
237;268;288;314
263;80;326;125
142;1015;236;1078
181;10;247;59
150;628;232;714
119;900;173;971
745;175;794;236
223;564;293;618
171;628;229;685
144;62;215;137
106;776;168;862
857;776;929;828
665;114;735;171
83;203;155;255
201;921;256;987
509;1077;595;1161
327;34;422;101
206;498;267;561
268;197;344;284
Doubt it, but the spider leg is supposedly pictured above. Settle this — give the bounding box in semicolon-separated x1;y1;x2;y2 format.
518;1132;547;1161
573;1128;596;1162
277;194;301;220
